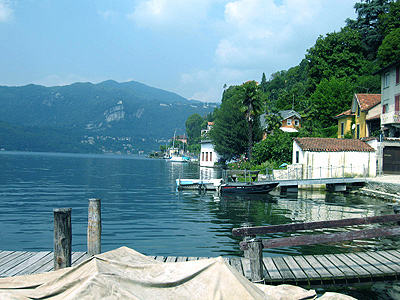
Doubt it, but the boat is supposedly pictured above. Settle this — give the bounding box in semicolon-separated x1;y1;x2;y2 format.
168;156;190;162
176;178;224;191
220;181;279;194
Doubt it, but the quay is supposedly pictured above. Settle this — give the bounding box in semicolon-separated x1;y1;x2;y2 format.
3;249;400;286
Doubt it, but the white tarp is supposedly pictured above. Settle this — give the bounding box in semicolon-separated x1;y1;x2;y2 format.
0;247;356;300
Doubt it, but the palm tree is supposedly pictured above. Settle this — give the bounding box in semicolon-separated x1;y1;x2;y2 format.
237;81;264;162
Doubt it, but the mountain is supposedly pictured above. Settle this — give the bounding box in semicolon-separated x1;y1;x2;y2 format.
0;80;217;153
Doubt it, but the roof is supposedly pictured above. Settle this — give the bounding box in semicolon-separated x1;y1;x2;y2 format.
293;137;375;152
366;114;381;121
353;94;381;112
333;109;353;119
280;109;301;120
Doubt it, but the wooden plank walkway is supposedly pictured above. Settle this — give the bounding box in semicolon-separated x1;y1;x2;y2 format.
0;250;90;278
2;249;400;286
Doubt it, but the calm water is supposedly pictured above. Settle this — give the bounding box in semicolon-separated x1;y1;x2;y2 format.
1;151;400;299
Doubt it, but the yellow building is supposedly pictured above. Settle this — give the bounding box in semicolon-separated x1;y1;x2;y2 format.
334;94;381;139
333;109;353;138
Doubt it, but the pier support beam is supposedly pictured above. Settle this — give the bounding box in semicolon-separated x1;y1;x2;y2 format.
54;208;72;270
87;198;101;255
327;183;347;192
248;238;264;282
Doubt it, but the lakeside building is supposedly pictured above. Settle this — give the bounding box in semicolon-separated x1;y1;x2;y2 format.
200;122;220;167
334;94;381;139
292;137;376;178
260;109;301;139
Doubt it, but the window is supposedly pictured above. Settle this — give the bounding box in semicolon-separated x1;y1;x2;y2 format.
396;94;400;112
340;122;345;137
201;152;204;161
383;103;388;114
356;124;360;139
209;152;212;162
294;119;300;126
384;72;390;88
396;65;399;85
287;118;292;126
295;151;299;164
205;152;208;161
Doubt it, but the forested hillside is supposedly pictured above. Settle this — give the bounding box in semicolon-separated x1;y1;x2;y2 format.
0;80;217;153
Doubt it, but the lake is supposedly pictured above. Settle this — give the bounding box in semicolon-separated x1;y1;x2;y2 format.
1;151;399;299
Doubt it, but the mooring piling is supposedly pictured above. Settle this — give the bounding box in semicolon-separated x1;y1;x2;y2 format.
53;208;72;270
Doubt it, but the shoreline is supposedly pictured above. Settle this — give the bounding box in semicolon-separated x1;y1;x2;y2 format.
358;175;400;202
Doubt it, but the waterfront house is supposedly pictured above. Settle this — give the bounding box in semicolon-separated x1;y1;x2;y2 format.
372;60;400;173
292;137;376;178
334;93;381;139
374;60;400;138
260;109;301;139
200;122;220;167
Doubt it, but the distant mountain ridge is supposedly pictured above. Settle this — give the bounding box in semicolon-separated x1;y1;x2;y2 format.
0;80;217;153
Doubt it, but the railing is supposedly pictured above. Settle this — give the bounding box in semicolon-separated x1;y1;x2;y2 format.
270;164;369;181
232;211;400;282
382;111;400;124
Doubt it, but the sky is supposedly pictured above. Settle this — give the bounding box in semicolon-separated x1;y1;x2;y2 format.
0;0;357;103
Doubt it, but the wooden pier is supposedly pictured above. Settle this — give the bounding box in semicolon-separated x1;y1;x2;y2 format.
2;249;400;286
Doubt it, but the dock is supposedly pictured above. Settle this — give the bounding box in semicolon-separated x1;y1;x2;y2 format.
2;249;400;286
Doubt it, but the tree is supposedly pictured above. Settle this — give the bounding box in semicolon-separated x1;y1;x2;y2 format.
260;73;267;92
185;113;203;145
378;1;400;36
235;81;264;161
306;27;367;89
309;77;354;129
252;130;293;167
377;28;400;67
209;86;249;161
346;0;392;59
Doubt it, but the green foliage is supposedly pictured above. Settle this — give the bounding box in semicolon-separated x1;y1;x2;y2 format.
228;155;252;170
306;27;367;89
185;113;203;145
251;130;293;167
377;28;400;67
309;77;354;128
378;1;400;36
209;86;249;161
235;81;265;161
346;0;392;59
0;121;99;153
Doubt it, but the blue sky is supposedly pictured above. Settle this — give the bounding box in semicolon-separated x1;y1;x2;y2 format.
0;0;356;102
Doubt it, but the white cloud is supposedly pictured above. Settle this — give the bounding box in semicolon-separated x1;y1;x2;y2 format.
98;9;118;20
128;0;211;33
0;0;14;22
33;74;96;87
214;0;354;71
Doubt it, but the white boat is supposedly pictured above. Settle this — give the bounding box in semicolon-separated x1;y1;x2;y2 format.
176;178;224;191
168;156;190;162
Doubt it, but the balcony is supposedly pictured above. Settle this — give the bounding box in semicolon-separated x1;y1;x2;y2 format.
382;111;400;124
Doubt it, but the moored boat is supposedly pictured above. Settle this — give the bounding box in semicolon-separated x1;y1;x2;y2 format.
176;178;224;191
168;156;190;162
220;181;279;194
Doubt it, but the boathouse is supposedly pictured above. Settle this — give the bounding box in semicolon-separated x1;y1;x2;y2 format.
292;137;376;178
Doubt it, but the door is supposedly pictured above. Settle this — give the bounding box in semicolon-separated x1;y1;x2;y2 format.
383;146;400;174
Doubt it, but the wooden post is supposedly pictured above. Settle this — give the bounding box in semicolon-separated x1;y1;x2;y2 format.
54;208;72;270
248;238;263;282
87;198;101;255
241;222;255;259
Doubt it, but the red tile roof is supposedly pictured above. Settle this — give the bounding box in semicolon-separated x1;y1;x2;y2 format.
333;109;353;119
294;138;375;152
355;94;381;111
